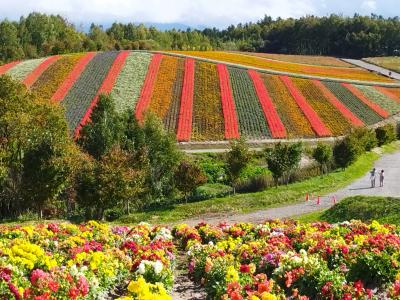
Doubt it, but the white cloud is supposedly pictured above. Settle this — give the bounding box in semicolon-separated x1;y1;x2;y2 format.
361;0;377;11
0;0;316;27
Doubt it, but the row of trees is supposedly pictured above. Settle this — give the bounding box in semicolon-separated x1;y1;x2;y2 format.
1;13;400;63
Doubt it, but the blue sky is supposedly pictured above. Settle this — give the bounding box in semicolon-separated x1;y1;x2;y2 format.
0;0;397;28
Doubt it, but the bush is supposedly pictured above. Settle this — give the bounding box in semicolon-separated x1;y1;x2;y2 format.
350;127;377;151
396;121;400;140
333;136;362;169
312;143;333;173
236;174;272;193
375;124;396;146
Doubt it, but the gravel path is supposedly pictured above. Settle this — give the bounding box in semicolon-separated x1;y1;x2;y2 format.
342;59;400;81
183;149;400;226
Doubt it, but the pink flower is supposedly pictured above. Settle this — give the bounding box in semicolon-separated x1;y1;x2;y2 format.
77;276;89;296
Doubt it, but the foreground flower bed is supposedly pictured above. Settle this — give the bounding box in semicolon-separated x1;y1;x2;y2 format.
0;221;175;299
173;220;400;300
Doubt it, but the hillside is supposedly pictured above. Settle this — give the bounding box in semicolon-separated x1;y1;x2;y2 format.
1;50;400;143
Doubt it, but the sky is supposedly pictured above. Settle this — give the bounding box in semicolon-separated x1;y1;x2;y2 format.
0;0;397;28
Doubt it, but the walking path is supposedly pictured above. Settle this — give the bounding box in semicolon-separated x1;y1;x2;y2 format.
183;149;400;226
342;59;400;81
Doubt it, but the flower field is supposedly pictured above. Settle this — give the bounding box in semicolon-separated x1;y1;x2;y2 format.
169;51;393;82
3;220;399;299
173;220;400;300
2;50;400;143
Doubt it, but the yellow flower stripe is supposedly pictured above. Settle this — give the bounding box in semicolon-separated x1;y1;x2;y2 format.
261;74;315;138
292;77;352;135
192;61;224;141
169;51;392;82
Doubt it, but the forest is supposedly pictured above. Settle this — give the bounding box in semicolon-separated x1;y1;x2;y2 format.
1;13;400;64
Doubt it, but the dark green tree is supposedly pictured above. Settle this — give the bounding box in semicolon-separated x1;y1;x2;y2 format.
312;143;333;174
226;139;251;194
174;160;207;203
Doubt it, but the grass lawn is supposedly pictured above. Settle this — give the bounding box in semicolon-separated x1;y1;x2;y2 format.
364;56;400;73
294;195;400;225
117;142;400;224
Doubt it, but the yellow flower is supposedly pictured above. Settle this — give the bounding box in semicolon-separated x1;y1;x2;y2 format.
225;266;239;282
250;296;260;300
261;292;278;300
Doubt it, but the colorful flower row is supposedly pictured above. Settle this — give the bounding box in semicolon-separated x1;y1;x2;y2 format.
110;52;152;114
355;85;400;115
61;51;118;133
176;58;195;142
248;70;286;138
23;55;61;88
217;64;240;139
192;61;225;141
0;61;20;75
170;51;392;82
75;50;130;137
0;221;175;299
375;87;400;104
280;76;332;137
173;220;400;300
323;82;383;125
163;58;185;132
6;58;47;81
261;74;315;138
52;52;96;102
312;80;364;127
342;83;389;118
229;67;271;139
292;77;352;136
149;55;180;121
135;53;163;123
31;54;85;100
243;52;354;68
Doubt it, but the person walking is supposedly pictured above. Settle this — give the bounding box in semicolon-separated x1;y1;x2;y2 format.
370;168;376;188
380;170;385;187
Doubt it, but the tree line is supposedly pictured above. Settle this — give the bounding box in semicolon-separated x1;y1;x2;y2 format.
1;13;400;64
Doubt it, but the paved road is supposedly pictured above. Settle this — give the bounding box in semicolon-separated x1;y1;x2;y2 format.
342;59;400;81
184;149;400;226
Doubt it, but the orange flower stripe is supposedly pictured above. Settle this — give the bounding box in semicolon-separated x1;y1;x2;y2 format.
135;53;163;122
312;80;364;127
23;55;61;88
280;76;331;137
261;74;314;138
292;77;352;135
149;55;179;119
191;62;224;141
176;58;195;142
342;83;390;118
75;50;130;137
0;61;20;75
374;87;400;104
248;70;286;138
52;52;96;102
170;51;392;82
217;64;240;139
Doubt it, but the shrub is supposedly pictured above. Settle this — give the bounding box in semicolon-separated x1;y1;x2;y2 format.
349;127;377;151
333;135;362;169
375;124;396;146
225;139;251;193
312;143;333;173
175;159;207;203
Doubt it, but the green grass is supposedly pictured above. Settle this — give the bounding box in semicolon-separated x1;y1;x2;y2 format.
297;196;400;225
364;56;400;73
117;142;400;224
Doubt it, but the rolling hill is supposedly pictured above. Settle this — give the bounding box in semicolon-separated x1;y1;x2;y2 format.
1;50;400;143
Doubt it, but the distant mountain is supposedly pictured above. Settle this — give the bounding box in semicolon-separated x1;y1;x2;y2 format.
77;22;206;32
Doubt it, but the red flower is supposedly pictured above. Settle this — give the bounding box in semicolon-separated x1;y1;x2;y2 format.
68;287;79;299
77;276;89;295
239;264;251;273
48;280;59;292
342;293;352;300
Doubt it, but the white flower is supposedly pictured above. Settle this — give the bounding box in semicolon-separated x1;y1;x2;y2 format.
153;260;163;274
137;261;148;274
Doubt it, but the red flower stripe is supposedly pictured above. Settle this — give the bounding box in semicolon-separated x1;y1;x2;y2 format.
341;83;389;118
74;51;130;137
217;64;240;139
176;58;195;142
0;61;20;75
280;75;331;137
374;86;400;104
135;53;163;122
52;52;96;102
23;55;61;88
312;80;364;127
248;70;286;138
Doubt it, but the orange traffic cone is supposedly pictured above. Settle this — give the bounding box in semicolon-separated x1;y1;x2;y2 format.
332;196;337;205
306;193;309;201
